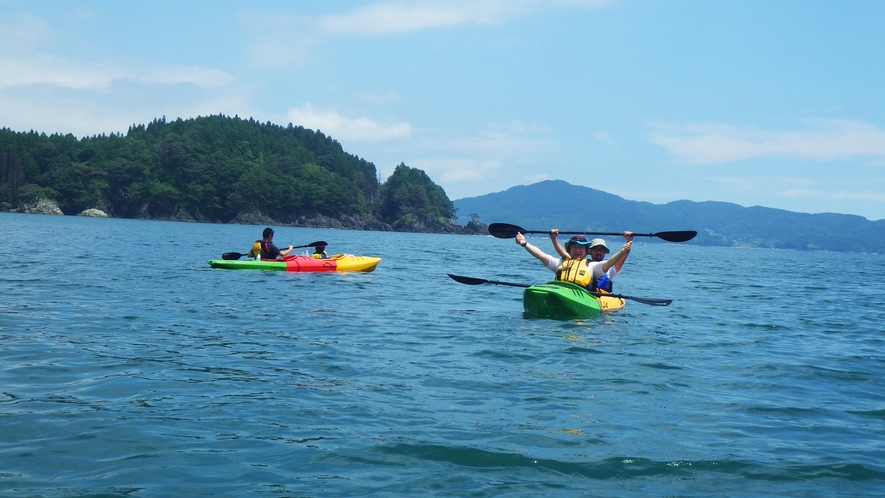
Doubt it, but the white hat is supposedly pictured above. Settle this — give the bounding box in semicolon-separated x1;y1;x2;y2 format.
588;238;609;253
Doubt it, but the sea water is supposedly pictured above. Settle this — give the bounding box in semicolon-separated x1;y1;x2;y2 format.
1;212;884;497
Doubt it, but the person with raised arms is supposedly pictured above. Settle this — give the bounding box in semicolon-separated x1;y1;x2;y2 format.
550;229;633;292
515;230;631;290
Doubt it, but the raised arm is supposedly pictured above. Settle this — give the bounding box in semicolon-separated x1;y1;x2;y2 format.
550;229;568;258
516;232;554;264
601;241;632;273
614;231;632;272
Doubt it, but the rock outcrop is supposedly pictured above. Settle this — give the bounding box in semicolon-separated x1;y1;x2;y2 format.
78;208;108;218
19;198;63;215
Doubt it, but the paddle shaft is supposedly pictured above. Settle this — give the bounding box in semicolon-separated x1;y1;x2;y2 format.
487;223;697;243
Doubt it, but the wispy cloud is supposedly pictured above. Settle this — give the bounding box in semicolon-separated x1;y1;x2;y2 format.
320;0;611;36
243;0;611;65
384;121;558;194
649;119;885;165
316;1;521;36
0;13;55;54
286;103;411;142
0;54;233;90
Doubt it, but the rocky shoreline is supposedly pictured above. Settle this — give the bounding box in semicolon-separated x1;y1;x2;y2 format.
6;198;487;235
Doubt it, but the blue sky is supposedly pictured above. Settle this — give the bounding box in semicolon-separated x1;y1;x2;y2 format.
2;1;884;220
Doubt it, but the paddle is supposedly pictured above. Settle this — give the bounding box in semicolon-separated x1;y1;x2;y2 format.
221;240;328;260
487;222;697;243
447;274;672;306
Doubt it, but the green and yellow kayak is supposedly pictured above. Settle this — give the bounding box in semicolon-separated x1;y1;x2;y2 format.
208;254;381;272
523;281;625;318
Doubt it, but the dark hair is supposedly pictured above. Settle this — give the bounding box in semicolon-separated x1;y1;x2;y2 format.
262;227;274;238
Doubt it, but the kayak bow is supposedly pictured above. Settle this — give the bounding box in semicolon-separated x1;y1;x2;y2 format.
522;281;625;318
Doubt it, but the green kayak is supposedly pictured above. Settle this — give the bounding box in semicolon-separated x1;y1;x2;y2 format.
523;281;626;319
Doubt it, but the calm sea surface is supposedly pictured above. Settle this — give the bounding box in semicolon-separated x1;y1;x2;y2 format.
2;212;885;497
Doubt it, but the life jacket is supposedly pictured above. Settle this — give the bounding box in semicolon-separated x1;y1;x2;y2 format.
311;251;328;259
555;258;593;287
595;273;613;293
259;240;276;259
247;241;261;259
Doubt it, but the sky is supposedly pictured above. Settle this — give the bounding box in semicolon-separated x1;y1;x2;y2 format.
2;1;885;221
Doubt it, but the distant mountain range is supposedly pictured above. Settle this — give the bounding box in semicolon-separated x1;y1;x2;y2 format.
453;180;885;254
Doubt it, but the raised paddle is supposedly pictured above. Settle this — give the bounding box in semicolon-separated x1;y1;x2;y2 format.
447;274;673;306
221;240;328;260
487;222;697;243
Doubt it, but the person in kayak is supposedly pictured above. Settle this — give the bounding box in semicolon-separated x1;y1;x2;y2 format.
259;227;294;260
516;231;631;290
550;231;633;292
311;242;329;259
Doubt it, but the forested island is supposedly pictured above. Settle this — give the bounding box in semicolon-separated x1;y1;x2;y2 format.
0;115;483;234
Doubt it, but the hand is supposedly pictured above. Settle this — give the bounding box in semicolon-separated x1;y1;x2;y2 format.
622;241;632;252
516;232;527;247
550;228;559;237
623;231;633;243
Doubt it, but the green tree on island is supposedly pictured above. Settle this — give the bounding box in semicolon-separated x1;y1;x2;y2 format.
374;163;456;229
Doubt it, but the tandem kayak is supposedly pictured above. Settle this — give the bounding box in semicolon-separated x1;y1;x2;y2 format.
522;281;625;318
208;254;381;272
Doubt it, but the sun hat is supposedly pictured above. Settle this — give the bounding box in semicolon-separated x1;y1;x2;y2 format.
564;235;591;250
588;238;610;253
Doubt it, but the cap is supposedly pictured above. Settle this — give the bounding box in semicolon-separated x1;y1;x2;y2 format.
564;235;591;250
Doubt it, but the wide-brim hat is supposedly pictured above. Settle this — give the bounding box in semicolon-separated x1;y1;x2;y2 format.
588;238;610;253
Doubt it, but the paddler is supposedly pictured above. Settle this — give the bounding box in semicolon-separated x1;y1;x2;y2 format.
516;231;631;290
550;230;633;292
259;227;294;260
311;242;329;259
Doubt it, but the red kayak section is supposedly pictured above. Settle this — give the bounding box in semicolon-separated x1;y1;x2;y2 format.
283;255;338;272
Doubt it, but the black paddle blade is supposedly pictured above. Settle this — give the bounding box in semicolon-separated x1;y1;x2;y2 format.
653;231;697;243
221;252;244;260
447;274;487;285
487;223;524;239
447;274;530;288
288;240;329;249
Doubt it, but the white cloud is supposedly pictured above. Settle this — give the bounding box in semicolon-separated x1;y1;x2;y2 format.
367;121;558;197
317;0;612;36
0;53;233;90
317;1;512;36
0;13;55;54
594;131;617;145
410;158;502;183
0;55;127;90
286;103;411;142
649;119;885;165
242;0;612;65
138;66;234;87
